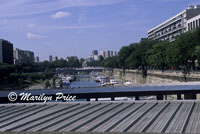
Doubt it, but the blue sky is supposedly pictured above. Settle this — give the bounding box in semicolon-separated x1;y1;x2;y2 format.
0;0;199;61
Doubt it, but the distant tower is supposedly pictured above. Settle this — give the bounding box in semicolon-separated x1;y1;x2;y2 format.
0;39;14;64
110;51;113;57
92;50;98;55
35;56;39;63
49;55;53;62
105;50;110;58
55;56;58;61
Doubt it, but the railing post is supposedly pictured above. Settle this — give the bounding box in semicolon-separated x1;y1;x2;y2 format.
156;95;163;100
135;96;139;100
177;94;182;100
111;97;115;101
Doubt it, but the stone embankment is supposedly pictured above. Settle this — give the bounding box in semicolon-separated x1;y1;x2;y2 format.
104;69;200;85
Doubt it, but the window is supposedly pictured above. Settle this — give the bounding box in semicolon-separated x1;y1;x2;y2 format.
188;23;190;31
193;21;195;30
196;20;198;28
199;19;200;27
191;22;193;30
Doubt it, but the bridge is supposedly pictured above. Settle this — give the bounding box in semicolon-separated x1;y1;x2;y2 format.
56;67;105;74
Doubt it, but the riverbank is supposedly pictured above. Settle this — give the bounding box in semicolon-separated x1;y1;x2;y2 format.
103;69;200;86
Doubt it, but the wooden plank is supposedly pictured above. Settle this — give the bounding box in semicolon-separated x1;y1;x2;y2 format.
13;104;79;131
32;103;108;131
58;104;121;132
92;103;144;132
109;103;157;132
127;103;169;132
165;103;194;133
146;102;181;133
185;103;200;133
73;103;130;132
0;104;56;131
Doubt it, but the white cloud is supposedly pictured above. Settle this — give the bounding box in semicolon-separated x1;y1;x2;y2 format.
27;23;36;28
51;11;71;19
27;32;46;39
0;0;128;18
51;24;106;30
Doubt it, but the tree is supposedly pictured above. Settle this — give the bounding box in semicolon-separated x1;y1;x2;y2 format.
118;44;136;69
147;41;168;70
59;80;63;88
67;56;81;67
44;80;51;89
52;77;56;88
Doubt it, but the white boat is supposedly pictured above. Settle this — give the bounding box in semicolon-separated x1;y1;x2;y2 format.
110;79;120;84
124;81;132;85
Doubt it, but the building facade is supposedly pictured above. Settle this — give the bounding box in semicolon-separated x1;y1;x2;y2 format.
148;5;200;42
92;50;98;56
99;50;117;59
34;56;39;63
100;51;106;58
187;14;200;31
14;48;34;65
0;39;14;64
49;55;53;62
105;50;111;58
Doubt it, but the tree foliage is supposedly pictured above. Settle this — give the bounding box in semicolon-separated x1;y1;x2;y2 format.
103;29;200;71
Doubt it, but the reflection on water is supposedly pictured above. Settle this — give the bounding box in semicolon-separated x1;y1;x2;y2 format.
71;74;101;88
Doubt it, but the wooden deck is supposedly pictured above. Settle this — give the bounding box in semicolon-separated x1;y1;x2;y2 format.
0;101;199;133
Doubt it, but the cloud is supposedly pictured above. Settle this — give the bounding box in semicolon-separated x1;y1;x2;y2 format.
0;0;128;18
27;23;36;28
27;32;46;39
51;24;106;30
51;11;71;19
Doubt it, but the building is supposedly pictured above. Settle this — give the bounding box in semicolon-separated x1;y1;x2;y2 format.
105;50;111;58
99;50;117;59
34;56;39;63
82;61;88;67
14;48;34;65
93;55;99;61
110;51;113;57
148;5;200;42
92;50;98;56
0;39;13;64
113;51;118;56
49;55;53;62
53;56;58;61
100;51;106;58
187;13;200;31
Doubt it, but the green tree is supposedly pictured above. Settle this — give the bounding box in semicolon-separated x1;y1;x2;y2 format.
59;80;63;88
147;41;168;70
52;77;56;88
44;80;51;89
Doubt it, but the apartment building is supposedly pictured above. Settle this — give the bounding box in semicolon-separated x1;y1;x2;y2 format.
0;39;14;64
148;5;200;42
187;14;200;31
14;48;34;65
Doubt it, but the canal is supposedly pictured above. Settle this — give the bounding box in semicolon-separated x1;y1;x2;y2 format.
70;74;101;88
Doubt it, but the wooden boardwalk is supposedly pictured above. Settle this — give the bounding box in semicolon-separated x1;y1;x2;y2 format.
0;101;200;133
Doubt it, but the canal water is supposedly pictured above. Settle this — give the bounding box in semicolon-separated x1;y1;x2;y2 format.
70;74;101;88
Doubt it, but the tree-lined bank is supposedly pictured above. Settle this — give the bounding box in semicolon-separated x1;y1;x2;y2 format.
103;29;200;72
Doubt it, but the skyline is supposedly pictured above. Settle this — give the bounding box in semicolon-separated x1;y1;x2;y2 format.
0;0;200;61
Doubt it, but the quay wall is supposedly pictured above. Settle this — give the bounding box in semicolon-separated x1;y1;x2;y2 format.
104;69;200;85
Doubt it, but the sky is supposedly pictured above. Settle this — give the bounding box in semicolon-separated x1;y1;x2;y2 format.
0;0;199;61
